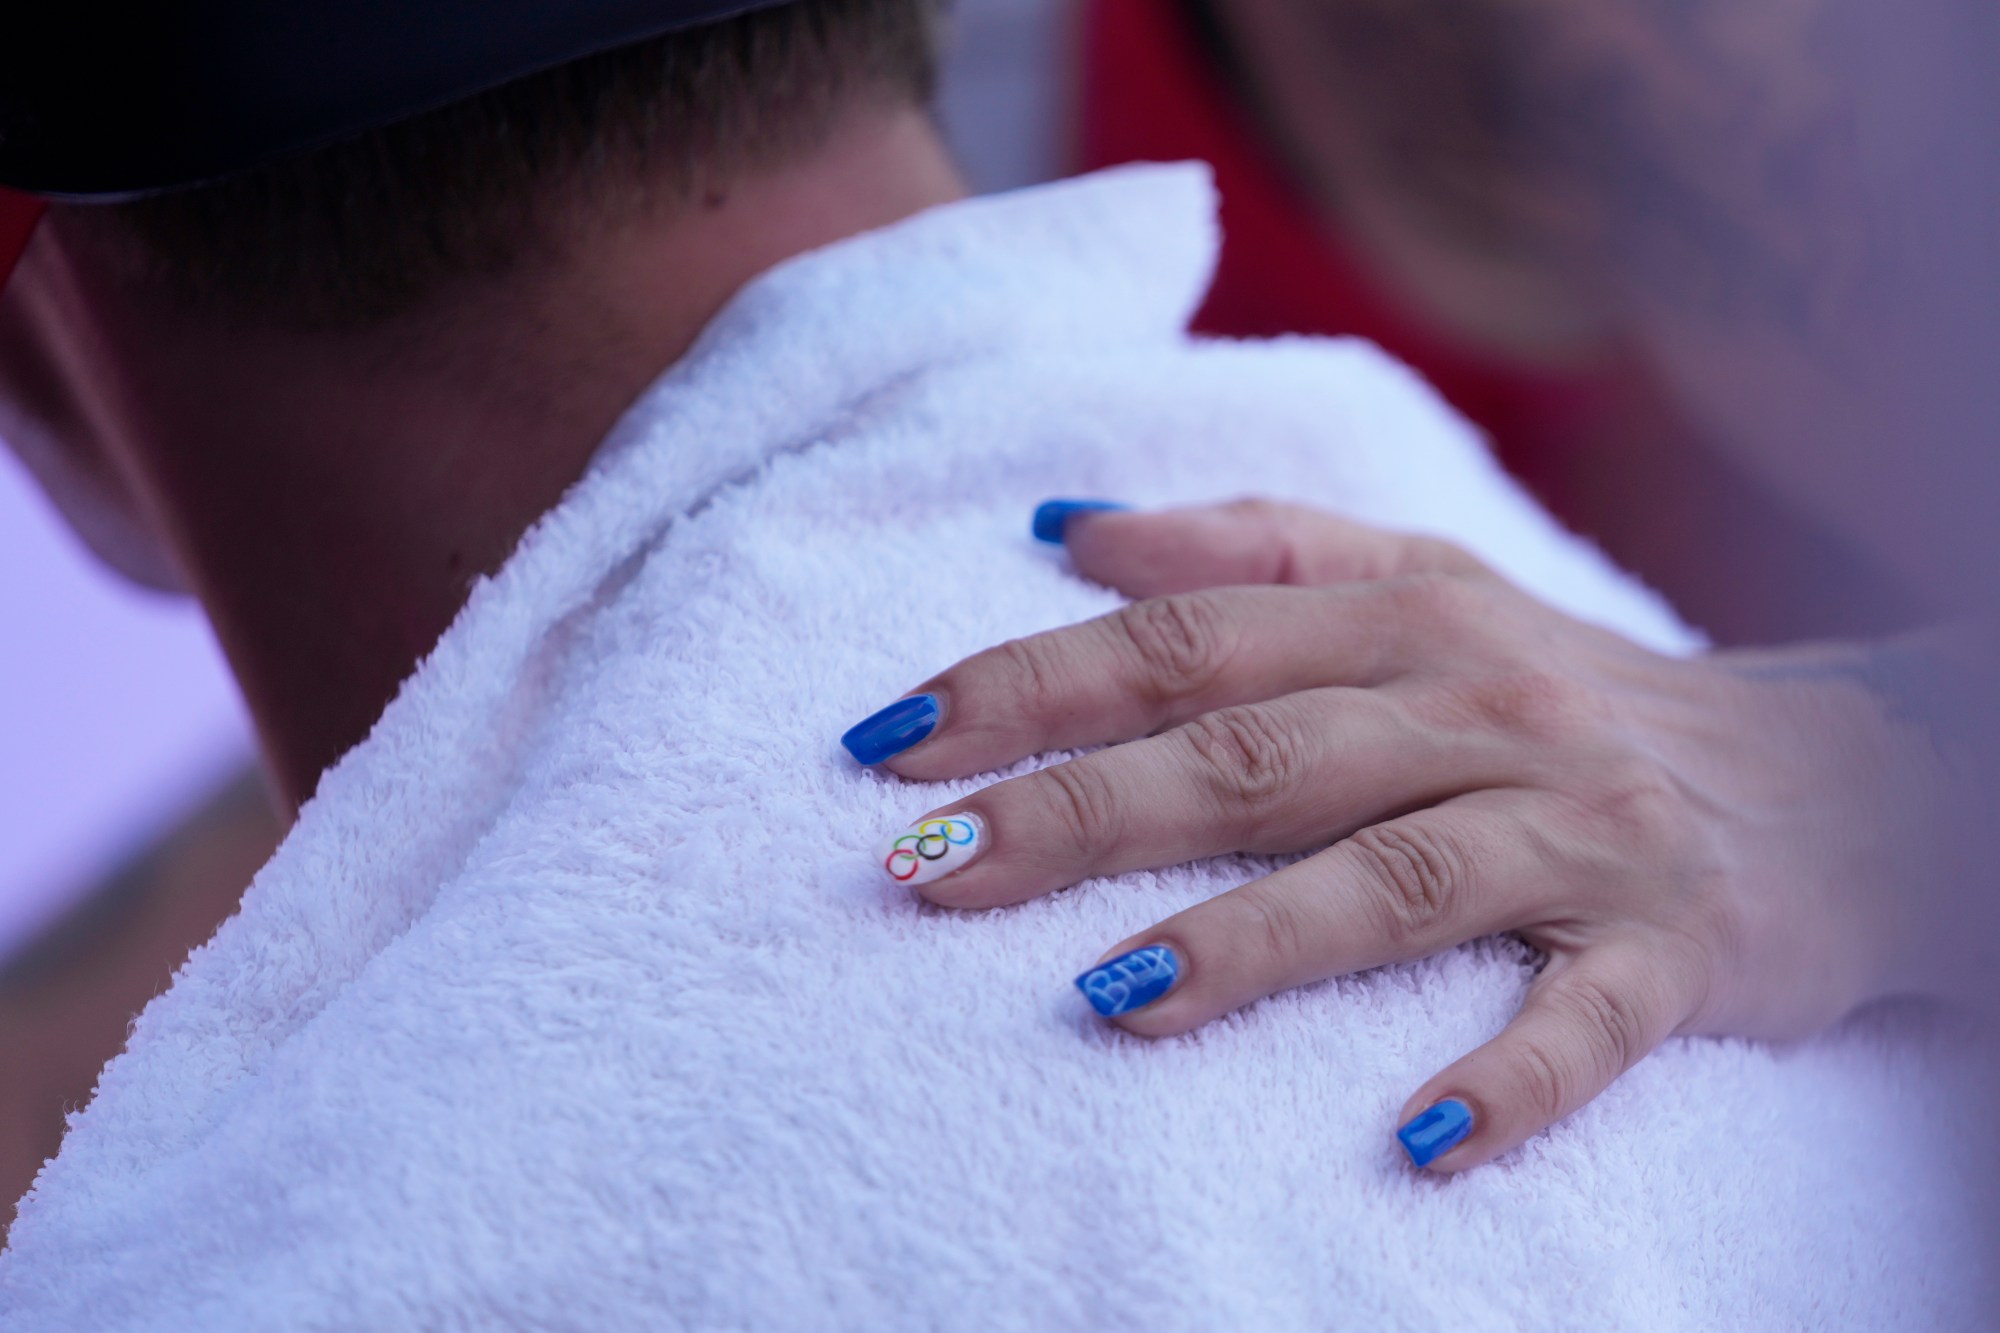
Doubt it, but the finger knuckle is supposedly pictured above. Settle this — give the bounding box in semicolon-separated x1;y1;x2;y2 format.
1379;571;1499;661
1112;593;1235;704
1176;705;1304;839
1384;570;1481;628
990;632;1079;726
1679;898;1745;1014
1467;667;1598;741
1223;886;1316;970
1512;1035;1577;1125
1033;760;1126;862
1350;821;1465;943
1586;756;1695;852
1550;975;1649;1080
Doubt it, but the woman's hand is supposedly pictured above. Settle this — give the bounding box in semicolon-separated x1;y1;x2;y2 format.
844;499;1963;1170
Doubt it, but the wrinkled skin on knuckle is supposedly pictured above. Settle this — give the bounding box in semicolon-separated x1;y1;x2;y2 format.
1380;572;1608;743
1349;821;1465;945
1635;857;1774;1037
1217;884;1317;978
1378;573;1555;688
1113;593;1236;707
1383;571;1486;643
1672;892;1749;1025
1511;1034;1579;1125
1032;759;1127;864
1553;974;1649;1079
1176;704;1305;843
987;632;1085;732
1575;755;1703;868
1508;972;1657;1127
1465;666;1604;744
1535;758;1741;1031
1215;498;1305;580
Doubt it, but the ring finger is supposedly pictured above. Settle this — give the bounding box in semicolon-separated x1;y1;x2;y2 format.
1071;792;1562;1036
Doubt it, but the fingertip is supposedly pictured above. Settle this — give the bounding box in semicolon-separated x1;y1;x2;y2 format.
1031;499;1131;545
875;806;988;895
885;802;1066;911
840;693;942;767
1074;942;1182;1020
1395;1096;1478;1170
846;685;987;782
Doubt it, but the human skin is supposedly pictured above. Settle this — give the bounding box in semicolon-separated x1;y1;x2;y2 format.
1211;0;2000;608
1195;0;1934;645
854;0;2000;1169
0;104;964;1223
864;499;1982;1170
0;107;965;812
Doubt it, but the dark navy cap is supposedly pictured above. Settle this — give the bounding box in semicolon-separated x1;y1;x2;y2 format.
0;1;796;199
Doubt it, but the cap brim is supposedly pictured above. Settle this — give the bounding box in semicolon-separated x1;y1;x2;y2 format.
0;0;795;199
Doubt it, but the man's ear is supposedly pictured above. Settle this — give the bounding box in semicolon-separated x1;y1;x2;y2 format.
0;410;187;594
0;219;187;595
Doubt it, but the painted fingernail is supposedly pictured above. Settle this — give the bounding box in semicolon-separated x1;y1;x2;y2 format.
1397;1099;1474;1168
842;694;939;765
877;811;985;886
1032;499;1130;544
1074;945;1181;1017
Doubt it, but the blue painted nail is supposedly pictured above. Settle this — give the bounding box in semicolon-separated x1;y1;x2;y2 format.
841;694;940;765
1032;499;1130;544
1397;1099;1474;1168
1075;945;1180;1017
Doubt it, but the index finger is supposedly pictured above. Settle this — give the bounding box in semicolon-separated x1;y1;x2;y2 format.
1062;499;1488;599
846;575;1473;780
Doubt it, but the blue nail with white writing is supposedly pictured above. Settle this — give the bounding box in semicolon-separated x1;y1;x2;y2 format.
1075;945;1181;1017
841;694;940;765
1397;1099;1475;1168
1032;499;1130;544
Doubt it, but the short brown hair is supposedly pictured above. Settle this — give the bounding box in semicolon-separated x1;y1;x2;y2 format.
71;0;940;327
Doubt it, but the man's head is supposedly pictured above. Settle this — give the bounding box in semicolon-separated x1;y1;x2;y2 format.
0;0;959;804
58;0;941;330
0;0;948;569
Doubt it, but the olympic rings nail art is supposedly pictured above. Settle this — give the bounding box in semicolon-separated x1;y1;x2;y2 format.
876;812;985;887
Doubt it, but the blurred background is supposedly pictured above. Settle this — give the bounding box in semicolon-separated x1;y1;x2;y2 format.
0;453;252;965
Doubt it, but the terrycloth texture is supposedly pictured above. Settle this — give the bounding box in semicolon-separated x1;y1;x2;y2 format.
3;165;1993;1330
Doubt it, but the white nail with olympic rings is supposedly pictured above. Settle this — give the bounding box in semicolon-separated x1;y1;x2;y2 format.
876;811;986;886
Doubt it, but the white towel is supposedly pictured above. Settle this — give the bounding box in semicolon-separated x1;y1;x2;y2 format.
3;164;1992;1331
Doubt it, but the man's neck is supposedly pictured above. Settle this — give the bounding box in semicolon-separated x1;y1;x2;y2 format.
33;109;966;812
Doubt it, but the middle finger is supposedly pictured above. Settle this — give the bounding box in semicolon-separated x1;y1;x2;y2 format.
881;685;1515;909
